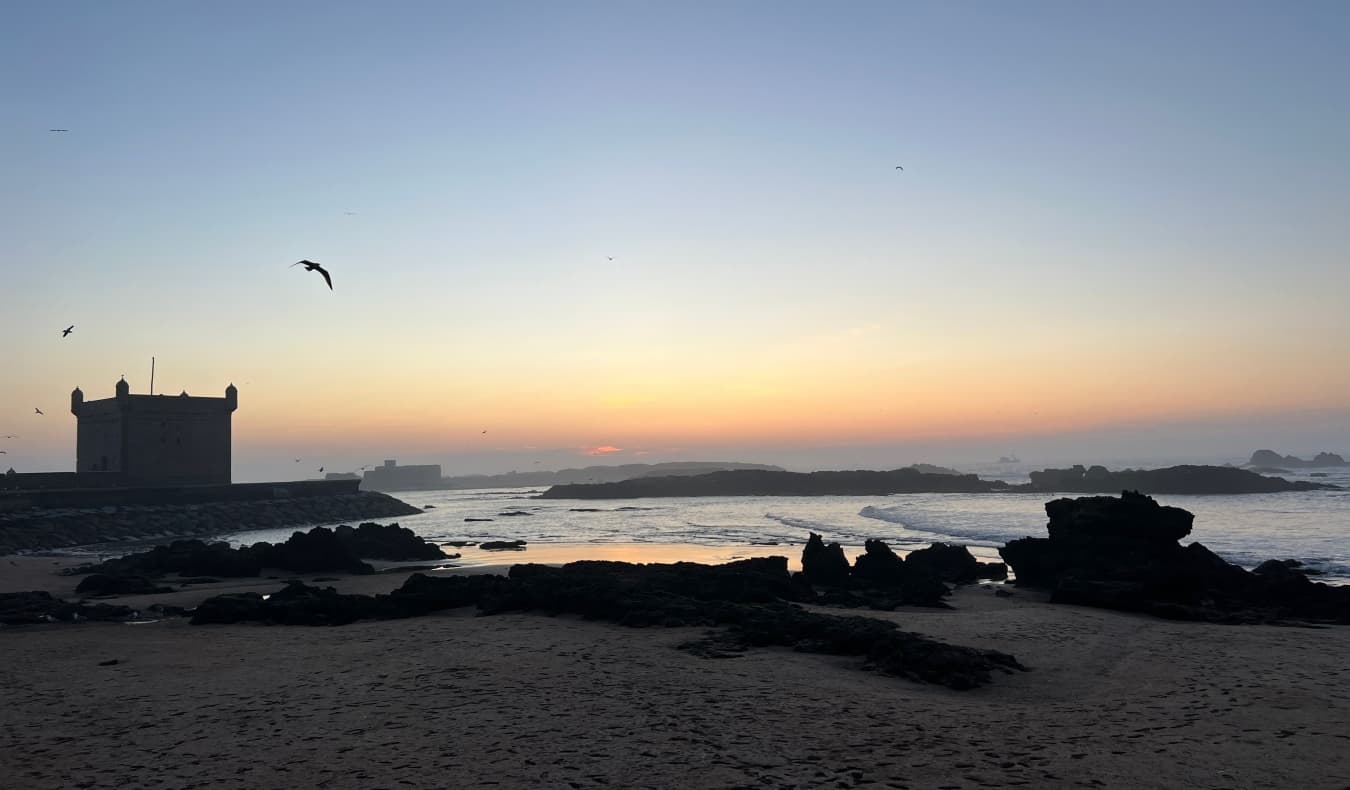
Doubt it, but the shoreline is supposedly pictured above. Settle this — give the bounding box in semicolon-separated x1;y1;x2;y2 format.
3;562;1348;788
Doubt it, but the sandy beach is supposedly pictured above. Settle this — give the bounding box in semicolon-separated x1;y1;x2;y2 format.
3;557;1350;790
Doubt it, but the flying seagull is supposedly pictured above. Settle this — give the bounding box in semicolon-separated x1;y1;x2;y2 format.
290;259;333;290
49;129;69;133
34;408;44;415
318;466;324;472
607;256;615;261
62;325;74;337
894;165;904;171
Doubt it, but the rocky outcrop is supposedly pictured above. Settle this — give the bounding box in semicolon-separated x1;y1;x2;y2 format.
69;523;447;579
1248;450;1348;468
74;574;173;596
191;559;1024;689
1025;464;1334;494
542;468;1011;498
798;534;1005;609
0;591;138;625
801;533;851;586
479;540;527;551
329;522;444;561
1000;491;1350;624
0;492;423;555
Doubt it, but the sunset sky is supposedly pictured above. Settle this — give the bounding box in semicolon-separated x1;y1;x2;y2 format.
3;1;1349;481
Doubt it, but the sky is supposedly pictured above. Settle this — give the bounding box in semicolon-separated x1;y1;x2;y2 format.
2;1;1349;481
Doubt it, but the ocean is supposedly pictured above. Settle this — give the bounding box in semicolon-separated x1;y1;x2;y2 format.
221;462;1350;585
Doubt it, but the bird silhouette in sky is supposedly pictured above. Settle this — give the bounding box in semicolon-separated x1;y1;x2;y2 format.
49;129;69;133
290;260;333;290
607;256;615;261
318;466;324;472
294;458;301;463
61;325;74;337
2;435;17;439
34;408;44;415
894;165;904;171
481;430;487;434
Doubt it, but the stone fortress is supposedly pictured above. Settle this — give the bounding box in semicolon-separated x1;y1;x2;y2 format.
70;378;237;486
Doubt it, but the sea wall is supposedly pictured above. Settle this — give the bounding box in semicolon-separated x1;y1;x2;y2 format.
0;488;423;555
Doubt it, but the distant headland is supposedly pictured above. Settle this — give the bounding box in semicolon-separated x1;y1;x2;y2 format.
1246;449;1348;469
541;464;1337;499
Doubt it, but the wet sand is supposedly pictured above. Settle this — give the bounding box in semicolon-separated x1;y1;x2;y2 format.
3;559;1350;789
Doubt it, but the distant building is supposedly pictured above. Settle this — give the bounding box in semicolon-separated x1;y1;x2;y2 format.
70;378;237;485
362;459;442;491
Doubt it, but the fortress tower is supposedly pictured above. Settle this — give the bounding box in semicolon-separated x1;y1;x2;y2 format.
70;379;238;485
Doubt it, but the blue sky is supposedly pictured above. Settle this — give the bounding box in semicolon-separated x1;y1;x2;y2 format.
3;1;1349;479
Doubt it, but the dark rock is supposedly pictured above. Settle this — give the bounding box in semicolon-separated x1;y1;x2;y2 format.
463;518;494;523
248;528;374;575
850;539;907;586
801;533;850;586
1027;464;1334;494
841;540;950;608
75;574;173;596
1000;491;1350;624
541;468;1011;499
480;540;527;551
73;539;263;579
190;592;267;625
0;590;137;625
1044;490;1194;543
98;659;119;666
497;511;533;517
1249;449;1348;468
189;557;1023;689
332;522;445;561
905;542;982;584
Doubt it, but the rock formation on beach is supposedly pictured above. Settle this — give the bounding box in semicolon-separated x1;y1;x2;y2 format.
1025;464;1335;494
0;590;142;625
799;534;1007;609
542;468;1009;498
1000;491;1350;623
189;557;1025;689
1247;449;1348;468
68;522;445;581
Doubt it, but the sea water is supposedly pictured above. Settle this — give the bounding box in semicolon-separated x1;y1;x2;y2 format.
221;462;1350;584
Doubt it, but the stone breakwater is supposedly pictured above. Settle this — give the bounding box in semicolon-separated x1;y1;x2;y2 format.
0;492;423;555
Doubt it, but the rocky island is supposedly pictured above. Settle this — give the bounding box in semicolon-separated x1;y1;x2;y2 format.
1247;449;1348;468
1024;464;1335;494
540;467;1010;498
541;463;1335;499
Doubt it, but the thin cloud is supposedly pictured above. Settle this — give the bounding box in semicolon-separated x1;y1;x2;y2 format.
581;445;624;456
